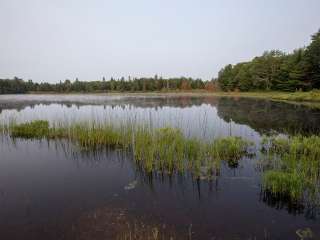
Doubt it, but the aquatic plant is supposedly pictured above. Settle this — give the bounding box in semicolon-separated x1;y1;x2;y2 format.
134;127;186;174
71;124;126;150
261;135;320;202
210;136;251;162
2;120;253;179
11;120;50;139
263;170;304;200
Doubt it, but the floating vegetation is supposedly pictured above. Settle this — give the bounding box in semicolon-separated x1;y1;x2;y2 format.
261;135;320;203
1;120;253;179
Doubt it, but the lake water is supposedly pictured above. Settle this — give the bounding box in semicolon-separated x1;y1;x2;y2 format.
0;94;319;240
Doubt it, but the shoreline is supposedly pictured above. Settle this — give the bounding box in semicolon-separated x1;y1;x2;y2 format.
2;91;320;108
21;90;320;102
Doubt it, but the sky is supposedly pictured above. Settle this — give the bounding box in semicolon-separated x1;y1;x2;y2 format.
0;0;320;83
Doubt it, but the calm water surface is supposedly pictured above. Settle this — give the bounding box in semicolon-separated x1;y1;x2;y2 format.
0;94;319;240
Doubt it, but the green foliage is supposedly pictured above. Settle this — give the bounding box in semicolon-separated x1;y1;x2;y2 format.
0;77;27;94
304;30;320;88
1;30;319;94
218;64;234;91
218;29;320;92
0;76;208;94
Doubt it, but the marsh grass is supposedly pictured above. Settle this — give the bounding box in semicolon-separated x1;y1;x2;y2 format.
11;120;50;139
209;137;251;167
262;171;304;200
261;135;320;202
270;90;320;102
214;90;320;103
3;120;252;178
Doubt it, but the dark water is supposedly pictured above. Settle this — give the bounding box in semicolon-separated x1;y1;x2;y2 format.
0;94;319;240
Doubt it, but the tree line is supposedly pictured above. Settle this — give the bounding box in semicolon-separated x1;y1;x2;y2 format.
1;29;319;94
217;29;320;91
0;76;217;94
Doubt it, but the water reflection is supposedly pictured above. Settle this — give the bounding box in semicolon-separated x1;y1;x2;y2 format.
1;95;320;137
217;97;320;135
1;95;320;239
3;134;319;220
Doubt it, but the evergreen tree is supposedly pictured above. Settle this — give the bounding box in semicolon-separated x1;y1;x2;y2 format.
304;30;320;88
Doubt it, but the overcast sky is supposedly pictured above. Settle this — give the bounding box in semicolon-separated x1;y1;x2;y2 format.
1;0;320;83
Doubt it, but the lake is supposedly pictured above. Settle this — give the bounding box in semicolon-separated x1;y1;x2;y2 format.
0;94;319;240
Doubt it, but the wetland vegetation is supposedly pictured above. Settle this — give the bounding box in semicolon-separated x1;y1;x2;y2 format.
1;0;319;238
261;135;320;202
1;95;320;239
2;118;320;206
2;120;252;179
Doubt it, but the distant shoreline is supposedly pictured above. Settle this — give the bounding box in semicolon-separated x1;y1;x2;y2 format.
1;90;320;108
19;90;319;102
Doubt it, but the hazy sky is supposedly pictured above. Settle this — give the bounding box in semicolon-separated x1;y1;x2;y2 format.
1;0;320;83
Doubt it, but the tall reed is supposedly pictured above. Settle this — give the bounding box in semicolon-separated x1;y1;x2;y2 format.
3;120;252;179
261;135;320;202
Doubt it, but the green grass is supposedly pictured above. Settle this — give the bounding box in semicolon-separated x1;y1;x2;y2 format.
269;90;320;102
5;119;320;202
11;120;50;139
261;135;320;201
3;120;252;178
208;90;320;103
209;137;251;166
4;119;320;205
262;170;304;200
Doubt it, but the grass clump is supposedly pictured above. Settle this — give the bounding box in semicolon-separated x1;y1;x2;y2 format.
215;90;320;103
3;120;253;179
210;136;251;166
263;170;304;200
11;120;50;139
133;129;252;177
271;90;320;102
261;135;320;202
71;124;127;150
134;127;186;174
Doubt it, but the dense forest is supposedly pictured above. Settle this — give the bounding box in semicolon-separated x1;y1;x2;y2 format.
0;76;215;94
218;29;320;91
1;29;319;94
